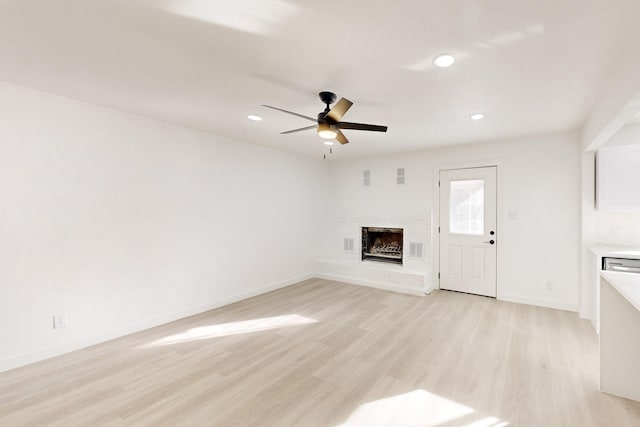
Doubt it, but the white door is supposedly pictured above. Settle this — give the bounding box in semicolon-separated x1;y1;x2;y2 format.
439;167;497;297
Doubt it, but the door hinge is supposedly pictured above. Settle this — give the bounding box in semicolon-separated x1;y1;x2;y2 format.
438;180;440;187
438;272;440;279
438;226;440;233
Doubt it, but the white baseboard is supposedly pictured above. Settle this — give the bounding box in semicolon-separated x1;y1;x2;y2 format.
0;274;310;373
315;273;426;296
499;293;578;312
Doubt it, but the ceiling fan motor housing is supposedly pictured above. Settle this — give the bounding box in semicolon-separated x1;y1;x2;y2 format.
318;111;331;123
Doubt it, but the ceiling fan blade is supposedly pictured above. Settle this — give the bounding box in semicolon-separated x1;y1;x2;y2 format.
262;105;317;122
336;130;349;145
338;121;388;132
325;97;353;123
281;125;317;134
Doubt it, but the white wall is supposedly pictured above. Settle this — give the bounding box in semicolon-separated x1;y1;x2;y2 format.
0;82;329;372
593;211;640;246
322;132;581;311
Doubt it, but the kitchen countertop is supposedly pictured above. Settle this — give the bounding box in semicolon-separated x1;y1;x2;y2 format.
590;245;640;260
601;271;640;312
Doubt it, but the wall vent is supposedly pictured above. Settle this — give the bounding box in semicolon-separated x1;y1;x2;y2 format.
344;238;354;252
363;170;371;186
409;242;423;258
397;168;405;185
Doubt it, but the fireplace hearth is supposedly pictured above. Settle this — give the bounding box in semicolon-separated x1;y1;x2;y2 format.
362;227;403;265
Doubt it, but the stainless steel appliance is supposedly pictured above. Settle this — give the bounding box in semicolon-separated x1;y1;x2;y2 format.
603;257;640;274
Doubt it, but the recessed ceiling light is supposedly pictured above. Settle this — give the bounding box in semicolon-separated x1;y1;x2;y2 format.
247;114;262;121
324;141;334;146
433;54;455;68
470;113;485;121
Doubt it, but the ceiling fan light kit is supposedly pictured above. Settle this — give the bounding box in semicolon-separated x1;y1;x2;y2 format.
262;91;388;146
318;122;337;139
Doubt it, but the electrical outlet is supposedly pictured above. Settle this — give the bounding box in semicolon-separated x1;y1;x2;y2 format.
53;314;68;329
545;281;553;291
608;224;623;233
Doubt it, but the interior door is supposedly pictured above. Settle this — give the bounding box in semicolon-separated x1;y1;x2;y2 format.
439;166;497;297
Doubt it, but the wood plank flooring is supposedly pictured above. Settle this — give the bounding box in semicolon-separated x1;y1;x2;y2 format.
1;279;640;426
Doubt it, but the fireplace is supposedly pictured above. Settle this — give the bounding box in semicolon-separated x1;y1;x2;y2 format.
362;227;403;265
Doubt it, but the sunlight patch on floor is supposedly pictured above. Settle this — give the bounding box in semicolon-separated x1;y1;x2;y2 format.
141;314;317;347
335;389;474;427
165;0;300;35
462;416;509;427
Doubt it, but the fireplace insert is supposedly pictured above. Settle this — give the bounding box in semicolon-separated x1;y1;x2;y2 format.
362;227;403;265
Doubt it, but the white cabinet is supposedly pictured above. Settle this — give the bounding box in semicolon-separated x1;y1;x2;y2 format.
596;145;640;211
600;272;640;402
587;247;640;333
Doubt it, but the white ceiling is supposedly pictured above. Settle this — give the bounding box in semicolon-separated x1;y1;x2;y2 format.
1;0;639;159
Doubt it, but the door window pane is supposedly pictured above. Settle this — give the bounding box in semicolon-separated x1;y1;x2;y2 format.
450;179;484;235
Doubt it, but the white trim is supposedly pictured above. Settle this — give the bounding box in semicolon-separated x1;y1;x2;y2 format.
500;293;578;312
0;274;311;373
315;273;429;296
433;160;504;297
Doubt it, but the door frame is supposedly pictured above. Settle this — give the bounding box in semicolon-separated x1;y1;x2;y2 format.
433;160;504;299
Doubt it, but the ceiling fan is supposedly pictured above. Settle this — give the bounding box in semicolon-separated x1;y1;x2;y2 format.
262;91;388;145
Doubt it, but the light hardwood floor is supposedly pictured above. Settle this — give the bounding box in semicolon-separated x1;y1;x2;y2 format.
1;279;640;426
